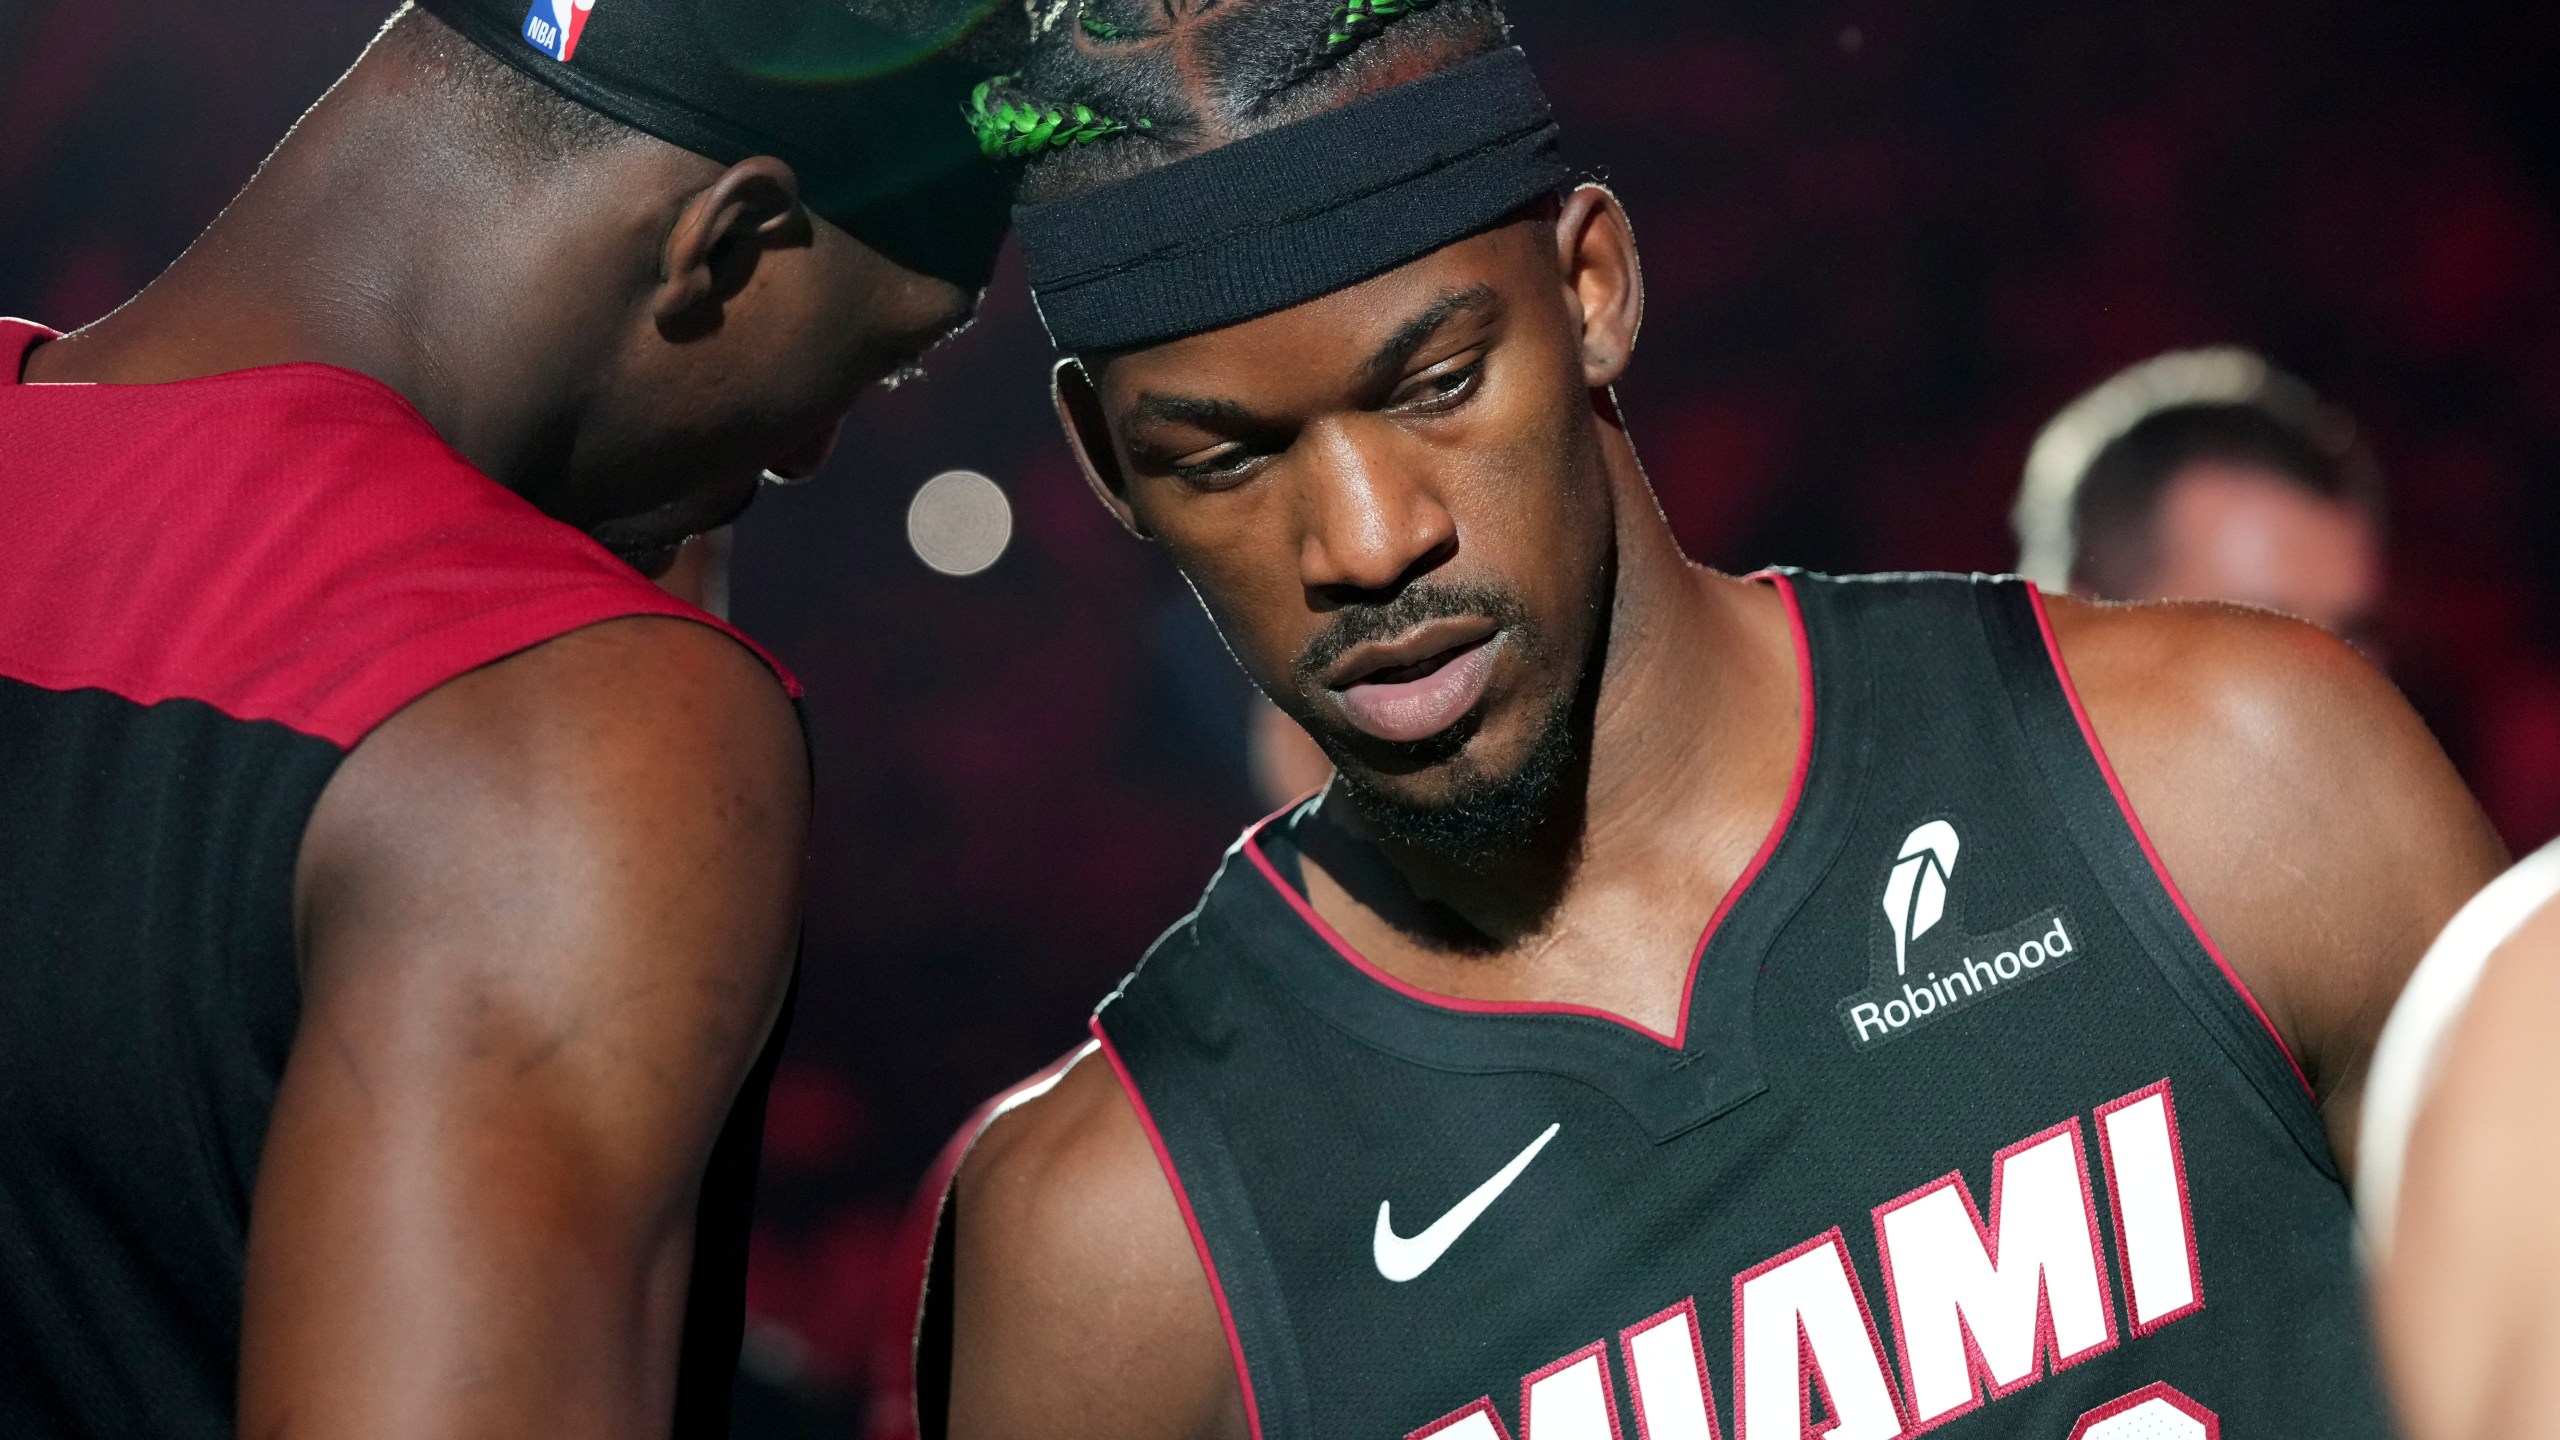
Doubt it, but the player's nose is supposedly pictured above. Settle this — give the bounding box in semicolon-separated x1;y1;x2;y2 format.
1294;420;1457;598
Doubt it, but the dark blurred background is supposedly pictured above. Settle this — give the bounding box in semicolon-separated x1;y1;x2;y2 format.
9;0;2560;1432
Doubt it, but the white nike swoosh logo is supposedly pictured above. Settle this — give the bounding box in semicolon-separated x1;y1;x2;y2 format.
1372;1123;1561;1283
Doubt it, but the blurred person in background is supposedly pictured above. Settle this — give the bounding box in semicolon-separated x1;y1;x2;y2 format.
2014;347;2386;648
0;1;1018;1437
913;4;2503;1439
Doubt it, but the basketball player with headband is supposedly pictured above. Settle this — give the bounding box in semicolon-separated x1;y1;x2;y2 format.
913;4;2506;1439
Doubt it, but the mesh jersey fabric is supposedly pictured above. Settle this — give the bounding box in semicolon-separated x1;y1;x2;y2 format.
0;317;795;1439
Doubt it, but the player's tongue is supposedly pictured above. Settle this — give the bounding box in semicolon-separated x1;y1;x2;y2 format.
1337;638;1496;744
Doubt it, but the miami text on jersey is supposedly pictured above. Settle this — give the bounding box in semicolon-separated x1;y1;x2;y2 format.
1406;1079;2204;1440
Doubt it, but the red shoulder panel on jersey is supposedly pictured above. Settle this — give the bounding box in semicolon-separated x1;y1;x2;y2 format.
0;318;798;749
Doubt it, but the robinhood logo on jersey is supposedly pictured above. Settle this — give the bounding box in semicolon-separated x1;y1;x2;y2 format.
1839;818;2081;1049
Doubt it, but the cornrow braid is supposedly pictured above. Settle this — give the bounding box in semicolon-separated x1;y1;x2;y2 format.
968;75;1151;157
1272;0;1450;93
998;0;1509;205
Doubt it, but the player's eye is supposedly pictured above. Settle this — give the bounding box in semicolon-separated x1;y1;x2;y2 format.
1389;355;1486;416
1171;444;1263;488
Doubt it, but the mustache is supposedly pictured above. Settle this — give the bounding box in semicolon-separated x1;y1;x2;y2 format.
1293;581;1534;690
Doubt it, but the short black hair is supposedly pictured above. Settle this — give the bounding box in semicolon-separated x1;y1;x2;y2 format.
2072;401;2382;596
382;3;639;165
984;0;1512;205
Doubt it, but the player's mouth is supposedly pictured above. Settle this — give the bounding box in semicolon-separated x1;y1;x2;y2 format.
1326;618;1501;745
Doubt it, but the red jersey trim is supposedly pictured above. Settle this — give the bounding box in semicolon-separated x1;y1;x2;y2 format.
0;317;798;748
1239;571;1816;1050
878;1041;1101;1440
1090;1017;1270;1440
2024;585;2312;1097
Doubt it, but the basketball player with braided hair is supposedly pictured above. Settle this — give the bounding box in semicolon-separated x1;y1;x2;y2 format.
919;4;2502;1438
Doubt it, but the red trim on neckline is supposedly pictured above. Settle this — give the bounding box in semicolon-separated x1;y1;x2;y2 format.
2023;586;2313;1098
1243;572;1817;1052
1088;1018;1268;1440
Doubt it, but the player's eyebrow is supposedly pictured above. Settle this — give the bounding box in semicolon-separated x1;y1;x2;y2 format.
1359;284;1498;385
1127;393;1266;431
1121;285;1500;436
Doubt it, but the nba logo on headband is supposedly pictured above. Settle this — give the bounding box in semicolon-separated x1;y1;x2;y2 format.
520;0;595;62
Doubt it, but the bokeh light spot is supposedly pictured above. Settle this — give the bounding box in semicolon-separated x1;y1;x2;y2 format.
906;469;1012;577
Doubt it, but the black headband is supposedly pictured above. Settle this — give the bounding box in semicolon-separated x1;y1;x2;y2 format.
1017;46;1567;354
417;0;1018;289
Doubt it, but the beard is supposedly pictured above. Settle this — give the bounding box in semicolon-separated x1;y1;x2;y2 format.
1327;681;1580;865
584;472;763;575
1292;581;1596;870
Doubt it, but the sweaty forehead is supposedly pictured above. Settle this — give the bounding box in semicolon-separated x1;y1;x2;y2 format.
1093;218;1549;409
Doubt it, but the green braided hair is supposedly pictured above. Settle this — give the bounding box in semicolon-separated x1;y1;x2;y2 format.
1276;0;1452;90
995;0;1509;203
967;75;1151;158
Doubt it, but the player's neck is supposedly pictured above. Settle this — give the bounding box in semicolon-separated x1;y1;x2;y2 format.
1306;426;1803;1016
20;58;631;499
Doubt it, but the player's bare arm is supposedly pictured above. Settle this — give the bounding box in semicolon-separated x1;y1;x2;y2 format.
2379;894;2560;1440
239;617;806;1440
2049;597;2508;1167
946;1051;1244;1440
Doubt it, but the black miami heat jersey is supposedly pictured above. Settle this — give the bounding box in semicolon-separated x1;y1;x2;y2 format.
0;318;792;1440
1087;571;2386;1440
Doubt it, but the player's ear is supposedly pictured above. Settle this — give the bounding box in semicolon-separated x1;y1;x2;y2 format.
1052;357;1150;540
654;156;810;341
1554;183;1643;390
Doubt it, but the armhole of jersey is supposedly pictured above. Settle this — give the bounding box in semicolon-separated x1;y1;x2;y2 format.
1996;586;2329;1166
692;615;803;700
2020;586;2313;1098
1089;1015;1271;1440
2020;588;2314;1098
906;1040;1104;1440
332;599;803;751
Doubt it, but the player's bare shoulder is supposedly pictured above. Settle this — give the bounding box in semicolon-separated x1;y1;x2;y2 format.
2040;595;2503;1130
954;1049;1180;1280
947;1047;1247;1440
2040;595;2402;761
2038;594;2491;879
